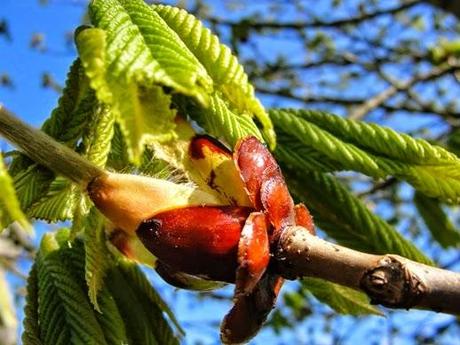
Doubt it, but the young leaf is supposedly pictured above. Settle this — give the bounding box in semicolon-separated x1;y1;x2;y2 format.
89;0;213;102
414;191;460;248
76;25;177;161
0;152;30;232
152;4;275;148
183;92;264;148
106;268;167;345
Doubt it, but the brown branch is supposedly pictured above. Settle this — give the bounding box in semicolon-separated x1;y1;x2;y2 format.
256;82;460;121
276;226;460;315
348;64;458;120
204;1;421;30
427;0;460;20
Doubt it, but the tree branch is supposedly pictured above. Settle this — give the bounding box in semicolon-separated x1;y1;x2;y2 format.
427;0;460;20
204;1;422;30
256;83;460;121
348;63;458;120
276;226;460;315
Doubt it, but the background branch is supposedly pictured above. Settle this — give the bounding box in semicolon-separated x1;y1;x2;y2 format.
276;226;460;315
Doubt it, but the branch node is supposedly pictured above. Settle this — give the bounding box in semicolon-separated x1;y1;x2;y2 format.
360;255;426;309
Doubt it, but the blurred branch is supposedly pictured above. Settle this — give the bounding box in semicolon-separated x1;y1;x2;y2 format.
203;0;422;30
276;226;460;315
427;0;460;19
348;63;458;120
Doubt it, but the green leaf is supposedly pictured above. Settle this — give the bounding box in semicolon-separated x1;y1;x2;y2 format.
58;239;129;345
275;130;339;172
106;269;162;345
10;60;98;217
80;0;216;161
80;103;115;169
94;288;129;345
414;191;460;248
0;152;31;232
119;262;184;337
303;278;382;315
27;178;79;222
37;246;107;345
22;264;41;345
12;164;54;213
76;25;177;161
284;169;433;265
89;0;213;102
152;4;275;148
178;92;264;148
271;109;460;202
83;208;113;311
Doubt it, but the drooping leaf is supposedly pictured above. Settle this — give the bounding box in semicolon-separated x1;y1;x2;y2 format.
83;208;113;311
271;109;460;202
152;4;275;148
36;239;108;345
303;278;382;315
76;25;177;161
27;178;79;222
22;264;41;345
284;169;433;265
63;239;130;345
0;152;30;232
414;191;460;248
119;262;184;337
10;60;93;212
25;230;181;345
76;0;216;161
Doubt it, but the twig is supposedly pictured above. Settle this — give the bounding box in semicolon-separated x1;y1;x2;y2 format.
204;1;421;30
276;226;460;315
0;105;105;187
348;64;457;120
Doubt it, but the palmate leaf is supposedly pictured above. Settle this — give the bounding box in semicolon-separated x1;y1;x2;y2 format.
77;0;209;161
414;191;460;248
271;109;460;202
77;0;271;162
0;152;30;232
119;262;184;337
